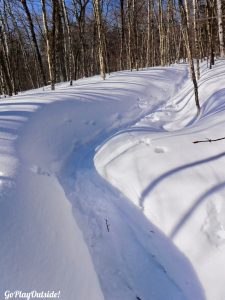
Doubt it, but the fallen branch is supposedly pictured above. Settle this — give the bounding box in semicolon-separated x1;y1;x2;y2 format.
105;219;110;232
193;137;225;144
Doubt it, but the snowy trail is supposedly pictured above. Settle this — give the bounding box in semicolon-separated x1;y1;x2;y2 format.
1;62;222;299
30;66;203;299
62;169;204;300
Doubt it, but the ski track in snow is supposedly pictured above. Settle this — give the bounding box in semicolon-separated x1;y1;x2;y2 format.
2;61;225;299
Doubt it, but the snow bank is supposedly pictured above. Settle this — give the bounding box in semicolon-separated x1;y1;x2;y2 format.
95;60;225;300
0;101;104;298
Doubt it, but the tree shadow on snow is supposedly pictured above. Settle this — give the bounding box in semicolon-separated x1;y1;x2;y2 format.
140;151;225;208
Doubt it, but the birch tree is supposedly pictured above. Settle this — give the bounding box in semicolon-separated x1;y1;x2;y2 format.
193;0;200;79
146;0;154;67
41;0;57;90
93;0;106;79
179;0;200;114
216;0;225;57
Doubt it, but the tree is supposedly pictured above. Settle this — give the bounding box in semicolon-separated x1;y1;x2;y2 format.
159;0;166;66
20;0;47;87
146;0;154;67
119;0;126;70
61;0;74;85
179;0;201;114
193;0;200;79
93;0;106;79
216;0;225;57
41;0;57;90
206;0;215;68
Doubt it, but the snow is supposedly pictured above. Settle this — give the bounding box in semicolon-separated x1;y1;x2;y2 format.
0;61;225;299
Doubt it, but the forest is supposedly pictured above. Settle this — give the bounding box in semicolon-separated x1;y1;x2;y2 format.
0;0;224;105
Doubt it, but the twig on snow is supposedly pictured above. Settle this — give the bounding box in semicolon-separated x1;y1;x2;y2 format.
193;137;225;144
105;219;110;232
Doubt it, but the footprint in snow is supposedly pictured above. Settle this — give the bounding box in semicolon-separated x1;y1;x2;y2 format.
30;165;51;177
83;120;96;126
154;146;167;154
139;137;151;146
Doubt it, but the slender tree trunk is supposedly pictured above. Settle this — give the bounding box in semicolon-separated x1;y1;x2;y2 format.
41;0;56;90
159;0;166;66
206;0;215;68
0;10;17;94
21;0;47;86
146;0;153;67
62;0;73;85
132;0;139;70
193;0;200;79
55;2;67;83
119;0;126;70
216;0;225;57
73;0;89;78
6;3;35;89
127;0;133;70
93;0;106;79
179;0;200;114
0;48;13;96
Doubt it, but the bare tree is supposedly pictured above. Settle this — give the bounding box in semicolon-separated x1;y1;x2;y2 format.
0;46;13;96
216;0;225;57
159;0;166;66
93;0;106;79
193;0;200;79
179;0;200;114
146;0;154;67
20;0;47;86
119;0;126;70
206;0;215;68
61;0;74;85
41;0;57;90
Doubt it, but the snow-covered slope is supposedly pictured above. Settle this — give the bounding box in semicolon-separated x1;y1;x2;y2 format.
0;61;224;299
95;60;225;300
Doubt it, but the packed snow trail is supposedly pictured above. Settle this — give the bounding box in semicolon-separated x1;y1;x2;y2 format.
15;65;203;300
1;62;220;299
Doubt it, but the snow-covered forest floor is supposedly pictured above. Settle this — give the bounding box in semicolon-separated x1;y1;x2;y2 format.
1;60;225;300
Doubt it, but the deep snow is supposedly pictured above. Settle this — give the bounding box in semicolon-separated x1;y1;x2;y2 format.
0;61;225;300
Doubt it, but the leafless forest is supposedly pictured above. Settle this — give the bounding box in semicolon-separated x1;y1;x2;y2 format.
0;0;224;109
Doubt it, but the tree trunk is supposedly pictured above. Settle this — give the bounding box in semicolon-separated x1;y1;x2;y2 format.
119;0;126;70
62;0;74;85
132;0;139;70
6;3;35;89
55;2;67;83
127;0;133;70
93;0;106;80
206;0;215;68
21;0;47;86
41;0;56;90
193;0;200;79
0;10;17;94
216;0;225;57
0;48;13;96
158;0;166;66
179;0;200;114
